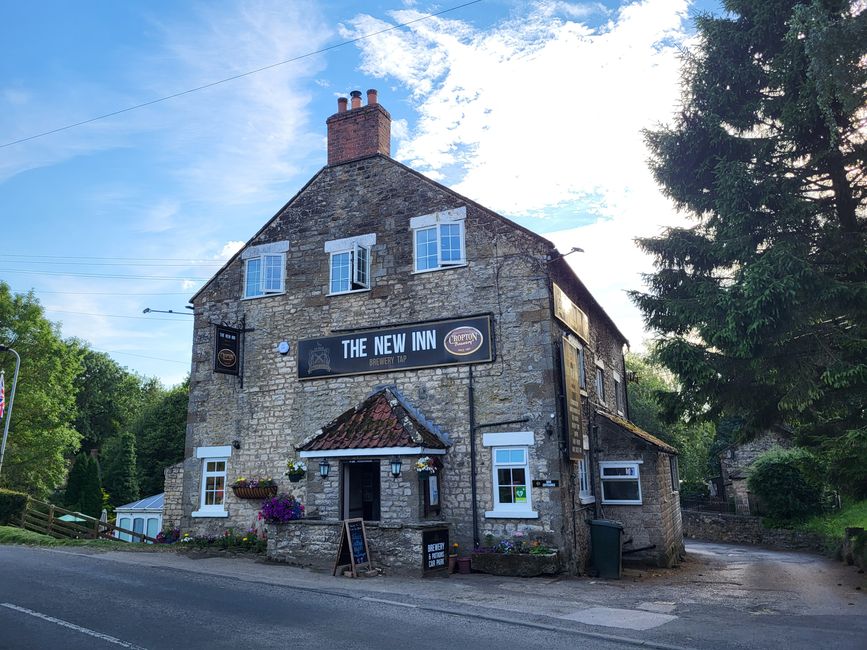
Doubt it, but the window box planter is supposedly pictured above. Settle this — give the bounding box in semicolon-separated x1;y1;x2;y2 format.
286;472;305;483
470;550;561;577
232;485;278;499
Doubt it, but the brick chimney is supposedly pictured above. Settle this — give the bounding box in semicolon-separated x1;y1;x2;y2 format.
327;89;391;165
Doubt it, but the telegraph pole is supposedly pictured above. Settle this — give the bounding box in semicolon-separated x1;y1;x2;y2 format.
0;345;21;479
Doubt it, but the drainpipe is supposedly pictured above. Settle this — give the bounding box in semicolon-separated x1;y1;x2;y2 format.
621;345;630;421
468;366;480;548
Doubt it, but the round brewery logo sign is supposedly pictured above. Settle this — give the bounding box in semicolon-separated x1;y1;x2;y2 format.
444;326;484;356
217;349;237;367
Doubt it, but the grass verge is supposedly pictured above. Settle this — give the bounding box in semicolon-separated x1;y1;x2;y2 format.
0;525;166;551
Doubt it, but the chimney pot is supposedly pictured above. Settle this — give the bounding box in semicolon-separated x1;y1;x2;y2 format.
350;90;362;109
367;89;378;105
337;97;348;113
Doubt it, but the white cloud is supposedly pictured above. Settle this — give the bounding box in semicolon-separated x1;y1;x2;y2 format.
218;241;246;259
345;0;695;347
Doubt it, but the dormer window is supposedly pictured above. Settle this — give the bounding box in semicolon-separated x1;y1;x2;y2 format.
241;241;289;299
325;234;375;295
410;207;466;273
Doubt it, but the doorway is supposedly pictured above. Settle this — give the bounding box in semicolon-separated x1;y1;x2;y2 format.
342;461;381;521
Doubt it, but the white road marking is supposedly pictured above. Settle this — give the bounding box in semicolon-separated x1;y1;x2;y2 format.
559;606;677;630
360;596;418;608
1;602;147;648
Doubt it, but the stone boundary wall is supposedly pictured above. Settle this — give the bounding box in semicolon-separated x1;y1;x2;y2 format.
267;519;452;576
682;510;826;553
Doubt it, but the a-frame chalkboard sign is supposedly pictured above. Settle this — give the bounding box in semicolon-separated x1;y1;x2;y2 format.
333;518;372;577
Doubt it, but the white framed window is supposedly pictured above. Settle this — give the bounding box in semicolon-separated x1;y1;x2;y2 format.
613;371;624;415
578;456;594;503
600;460;642;505
595;366;606;404
410;207;466;273
241;241;289;299
325;234;375;295
192;445;232;518
482;431;538;519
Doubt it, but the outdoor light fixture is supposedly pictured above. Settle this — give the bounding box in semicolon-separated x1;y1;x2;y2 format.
318;459;331;479
231;439;241;450
390;457;402;478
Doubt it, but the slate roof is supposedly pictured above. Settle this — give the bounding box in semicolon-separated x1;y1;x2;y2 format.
116;493;165;512
597;411;678;454
297;387;448;452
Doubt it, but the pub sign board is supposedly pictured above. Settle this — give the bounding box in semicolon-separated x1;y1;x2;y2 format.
298;315;494;380
214;325;241;375
561;336;584;460
422;528;449;574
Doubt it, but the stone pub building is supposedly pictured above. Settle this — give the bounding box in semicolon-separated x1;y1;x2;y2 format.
164;89;683;573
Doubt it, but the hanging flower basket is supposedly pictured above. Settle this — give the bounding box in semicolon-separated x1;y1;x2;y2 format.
286;472;305;483
232;485;278;499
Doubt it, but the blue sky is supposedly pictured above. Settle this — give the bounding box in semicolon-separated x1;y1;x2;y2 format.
1;0;720;386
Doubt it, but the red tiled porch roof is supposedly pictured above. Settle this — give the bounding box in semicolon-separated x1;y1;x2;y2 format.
297;388;448;452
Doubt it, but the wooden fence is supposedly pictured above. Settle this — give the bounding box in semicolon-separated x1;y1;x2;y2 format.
19;498;158;544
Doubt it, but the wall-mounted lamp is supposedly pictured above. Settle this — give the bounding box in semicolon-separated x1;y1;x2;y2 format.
545;413;556;437
390;457;403;478
231;439;241;450
318;459;331;479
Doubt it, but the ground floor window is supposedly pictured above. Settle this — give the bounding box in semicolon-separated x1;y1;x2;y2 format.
342;461;381;521
192;445;232;518
578;457;594;502
600;460;642;505
482;431;538;519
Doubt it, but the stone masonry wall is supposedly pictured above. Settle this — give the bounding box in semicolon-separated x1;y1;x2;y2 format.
595;419;683;567
179;154;629;574
683;510;825;553
162;462;184;530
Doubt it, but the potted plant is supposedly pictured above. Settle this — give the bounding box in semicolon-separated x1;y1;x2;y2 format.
415;456;438;480
470;532;561;577
258;493;305;523
285;459;307;483
230;476;278;499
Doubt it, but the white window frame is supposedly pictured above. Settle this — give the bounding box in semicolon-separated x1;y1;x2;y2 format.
482;431;538;519
243;254;285;299
192;445;232;518
599;460;642;505
410;207;467;273
325;234;375;295
578;456;594;503
613;371;624;415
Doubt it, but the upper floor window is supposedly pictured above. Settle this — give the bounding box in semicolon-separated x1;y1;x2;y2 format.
325;234;375;295
578;344;587;390
241;241;289;299
613;371;624;415
410;207;466;273
595;363;606;404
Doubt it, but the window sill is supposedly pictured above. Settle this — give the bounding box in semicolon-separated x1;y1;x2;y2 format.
241;292;285;301
578;495;596;505
412;263;467;275
191;509;229;518
484;509;538;519
600;501;642;506
327;288;371;297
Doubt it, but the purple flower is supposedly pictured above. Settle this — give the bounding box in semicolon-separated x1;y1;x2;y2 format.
259;493;305;523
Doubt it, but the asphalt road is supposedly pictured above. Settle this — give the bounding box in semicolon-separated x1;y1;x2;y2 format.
0;546;632;650
0;542;864;650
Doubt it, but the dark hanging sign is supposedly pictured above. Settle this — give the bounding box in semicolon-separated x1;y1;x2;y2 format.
532;479;560;488
214;326;241;375
561;336;584;461
422;528;449;574
298;315;494;380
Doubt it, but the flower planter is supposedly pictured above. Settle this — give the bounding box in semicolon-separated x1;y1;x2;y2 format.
470;551;561;577
232;485;278;499
286;473;304;483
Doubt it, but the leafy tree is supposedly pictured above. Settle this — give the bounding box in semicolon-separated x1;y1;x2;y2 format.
64;453;102;517
69;346;145;454
0;283;82;497
626;353;715;493
747;447;823;520
631;2;866;488
101;429;139;507
134;379;188;496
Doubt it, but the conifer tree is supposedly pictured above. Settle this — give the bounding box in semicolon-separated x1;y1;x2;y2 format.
77;455;103;518
632;0;866;481
102;430;139;507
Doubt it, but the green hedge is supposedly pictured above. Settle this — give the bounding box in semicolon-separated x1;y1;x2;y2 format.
747;447;823;521
0;489;28;525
